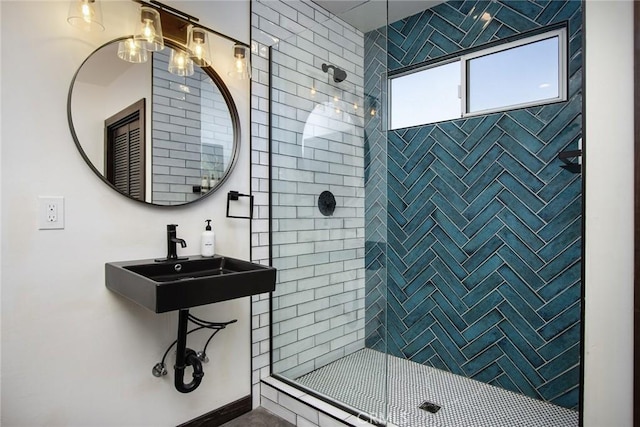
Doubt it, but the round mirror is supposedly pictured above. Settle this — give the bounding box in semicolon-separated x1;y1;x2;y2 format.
68;38;240;206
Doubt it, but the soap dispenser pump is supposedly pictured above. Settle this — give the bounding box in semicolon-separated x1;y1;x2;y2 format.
200;220;215;257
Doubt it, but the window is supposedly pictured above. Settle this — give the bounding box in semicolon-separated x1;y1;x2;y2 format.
390;61;460;130
389;28;567;130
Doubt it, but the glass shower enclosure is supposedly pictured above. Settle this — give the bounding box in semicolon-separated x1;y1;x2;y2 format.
265;1;583;426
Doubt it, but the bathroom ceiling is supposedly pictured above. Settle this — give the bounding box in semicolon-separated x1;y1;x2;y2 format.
311;0;445;33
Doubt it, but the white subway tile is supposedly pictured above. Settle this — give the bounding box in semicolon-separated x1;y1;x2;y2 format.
298;319;331;339
273;153;298;169
278;218;315;232
297;415;319;427
279;336;315;359
330;311;357;329
278;313;314;334
273;306;298;323
299;252;330;267
297;296;330;315
298;182;328;195
330;249;357;262
277;41;315;66
329;291;357;307
261;397;297;425
298;158;331;173
273;231;297;245
314;283;344;299
279;168;315;183
315;218;344;229
315;262;344;276
273;329;298;348
314;172;343;185
315;325;345;345
298;343;331;364
297;35;329;61
296;207;317;218
279;393;320;425
315;240;344;252
330;269;358;285
344;258;364;271
273;255;298;270
273;206;297;219
253;326;270;344
261;382;279;403
330;331;358;351
297;275;331;290
278;265;315;282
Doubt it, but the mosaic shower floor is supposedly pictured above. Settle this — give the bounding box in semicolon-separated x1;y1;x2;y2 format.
295;348;578;427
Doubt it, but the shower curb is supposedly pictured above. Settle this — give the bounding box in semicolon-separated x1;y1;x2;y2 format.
260;377;390;427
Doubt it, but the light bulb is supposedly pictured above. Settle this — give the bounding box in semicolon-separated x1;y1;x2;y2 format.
81;3;93;23
169;49;194;76
188;28;211;67
135;7;164;51
142;22;155;43
117;38;148;63
67;0;104;32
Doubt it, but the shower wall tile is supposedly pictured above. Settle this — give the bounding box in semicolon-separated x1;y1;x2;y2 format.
364;0;582;410
252;0;366;406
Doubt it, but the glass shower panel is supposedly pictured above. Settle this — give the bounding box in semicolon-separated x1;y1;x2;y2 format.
269;10;388;423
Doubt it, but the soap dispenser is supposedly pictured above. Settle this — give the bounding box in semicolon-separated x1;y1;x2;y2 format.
200;220;215;257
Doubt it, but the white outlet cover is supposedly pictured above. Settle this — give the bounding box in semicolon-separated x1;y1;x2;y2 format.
38;196;64;230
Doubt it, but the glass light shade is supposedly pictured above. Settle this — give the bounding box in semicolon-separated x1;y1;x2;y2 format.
228;44;251;80
168;49;194;77
188;27;213;67
134;6;164;52
67;0;104;32
117;38;148;63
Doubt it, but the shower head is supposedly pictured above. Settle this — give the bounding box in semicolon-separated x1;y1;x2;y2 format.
321;63;347;83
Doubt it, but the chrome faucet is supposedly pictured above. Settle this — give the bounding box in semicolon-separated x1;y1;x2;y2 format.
159;224;187;262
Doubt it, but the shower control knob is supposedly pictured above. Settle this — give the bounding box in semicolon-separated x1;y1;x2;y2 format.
152;362;168;377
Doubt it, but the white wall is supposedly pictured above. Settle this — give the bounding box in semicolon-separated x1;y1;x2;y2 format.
1;1;251;426
583;1;634;425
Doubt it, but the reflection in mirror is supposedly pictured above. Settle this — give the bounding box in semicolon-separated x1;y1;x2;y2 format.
69;39;239;206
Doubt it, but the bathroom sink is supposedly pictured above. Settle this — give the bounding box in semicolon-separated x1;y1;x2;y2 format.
105;255;276;313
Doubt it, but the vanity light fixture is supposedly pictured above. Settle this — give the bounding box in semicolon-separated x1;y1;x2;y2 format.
109;1;251;79
117;38;148;63
188;27;212;67
228;44;251;80
168;48;194;77
67;0;104;32
134;6;164;52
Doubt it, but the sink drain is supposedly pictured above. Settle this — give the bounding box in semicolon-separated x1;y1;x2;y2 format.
419;401;441;414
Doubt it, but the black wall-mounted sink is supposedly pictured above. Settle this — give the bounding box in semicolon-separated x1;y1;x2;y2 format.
106;256;276;313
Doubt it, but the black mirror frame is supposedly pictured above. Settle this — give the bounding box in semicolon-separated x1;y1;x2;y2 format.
67;37;241;207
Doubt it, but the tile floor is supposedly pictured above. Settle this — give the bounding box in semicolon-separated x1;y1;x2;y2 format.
220;407;295;427
295;348;578;427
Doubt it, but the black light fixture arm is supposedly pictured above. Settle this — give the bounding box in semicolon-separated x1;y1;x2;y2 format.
133;0;250;48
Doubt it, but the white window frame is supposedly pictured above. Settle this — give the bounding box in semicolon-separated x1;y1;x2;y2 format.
388;27;568;130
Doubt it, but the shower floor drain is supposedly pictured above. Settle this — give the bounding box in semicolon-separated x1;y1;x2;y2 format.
419;401;442;414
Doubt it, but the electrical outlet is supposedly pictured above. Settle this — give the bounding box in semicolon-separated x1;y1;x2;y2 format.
39;196;64;230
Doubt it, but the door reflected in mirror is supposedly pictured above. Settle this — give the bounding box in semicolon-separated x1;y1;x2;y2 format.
69;39;240;206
